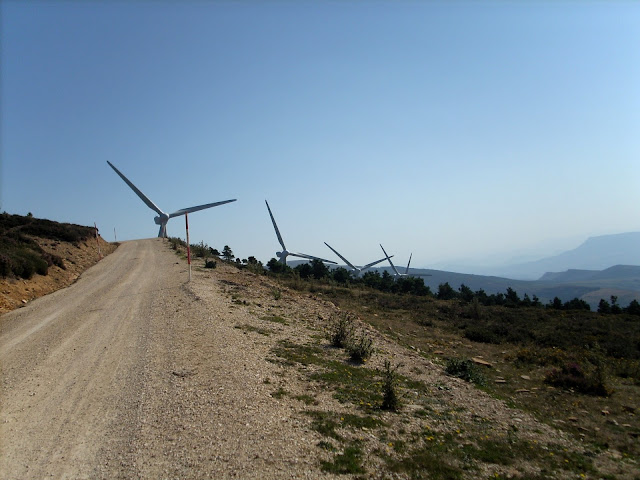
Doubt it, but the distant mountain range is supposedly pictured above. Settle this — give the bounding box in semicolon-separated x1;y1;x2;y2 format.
497;232;640;279
318;232;640;309
437;232;640;280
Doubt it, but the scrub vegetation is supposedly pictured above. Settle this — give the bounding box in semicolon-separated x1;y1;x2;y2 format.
0;212;93;279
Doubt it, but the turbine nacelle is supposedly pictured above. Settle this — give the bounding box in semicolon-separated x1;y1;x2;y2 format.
154;213;169;226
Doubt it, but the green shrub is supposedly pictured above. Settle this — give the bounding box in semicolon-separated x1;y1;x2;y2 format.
205;260;217;269
445;358;486;386
328;312;355;348
381;360;401;411
544;361;611;397
347;331;374;364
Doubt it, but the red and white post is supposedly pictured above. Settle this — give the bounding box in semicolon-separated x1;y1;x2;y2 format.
185;212;191;282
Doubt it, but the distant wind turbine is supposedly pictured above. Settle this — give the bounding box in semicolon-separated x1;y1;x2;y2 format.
265;200;336;266
107;161;236;238
380;244;431;278
324;242;391;277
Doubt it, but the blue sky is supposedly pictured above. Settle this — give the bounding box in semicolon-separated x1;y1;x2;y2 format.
2;1;639;268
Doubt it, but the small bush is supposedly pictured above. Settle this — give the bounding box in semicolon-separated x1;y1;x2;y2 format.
347;331;374;364
381;360;401;411
0;253;13;277
445;358;486;386
328;312;355;348
464;326;500;344
204;260;217;269
544;361;611;397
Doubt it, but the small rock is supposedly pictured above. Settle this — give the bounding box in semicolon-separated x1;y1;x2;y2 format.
520;375;531;381
601;409;610;416
495;379;507;384
568;417;578;422
515;389;530;393
471;357;492;368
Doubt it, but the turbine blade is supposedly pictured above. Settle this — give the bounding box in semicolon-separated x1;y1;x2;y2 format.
107;161;165;216
362;255;393;270
324;242;357;270
290;252;337;264
405;253;412;275
169;199;236;218
265;200;287;251
380;244;400;276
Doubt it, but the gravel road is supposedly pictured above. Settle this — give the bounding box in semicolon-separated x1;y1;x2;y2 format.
0;239;335;479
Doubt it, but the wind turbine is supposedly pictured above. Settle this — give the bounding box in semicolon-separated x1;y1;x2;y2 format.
380;244;431;278
265;200;336;266
324;242;391;277
107;161;236;238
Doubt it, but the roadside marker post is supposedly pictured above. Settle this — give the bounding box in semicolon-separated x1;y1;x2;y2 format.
94;223;102;260
185;213;191;282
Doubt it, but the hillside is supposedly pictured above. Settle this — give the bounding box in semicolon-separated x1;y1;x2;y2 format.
0;213;116;314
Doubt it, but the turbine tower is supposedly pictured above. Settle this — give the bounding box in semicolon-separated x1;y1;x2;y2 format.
265;200;336;266
324;242;391;277
107;161;236;238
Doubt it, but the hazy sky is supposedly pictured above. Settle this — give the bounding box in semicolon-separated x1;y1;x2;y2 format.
2;1;639;267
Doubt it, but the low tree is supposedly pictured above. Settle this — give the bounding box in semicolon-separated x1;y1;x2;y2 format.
310;259;330;280
548;297;563;310
597;298;611;314
624;299;640;316
563;297;591;311
505;287;520;307
458;284;474;302
437;282;457;300
294;263;312;279
267;258;290;274
222;245;234;262
332;267;352;284
610;296;622;314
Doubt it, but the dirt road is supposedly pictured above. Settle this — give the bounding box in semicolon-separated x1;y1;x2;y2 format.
0;239;332;479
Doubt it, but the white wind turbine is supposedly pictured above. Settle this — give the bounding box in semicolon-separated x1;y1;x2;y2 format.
324;242;392;277
107;161;236;238
265;200;336;266
380;244;431;278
